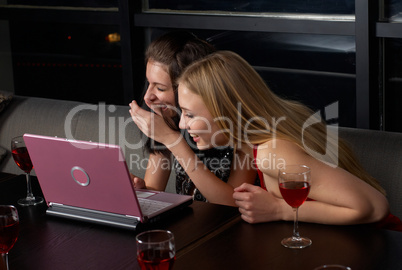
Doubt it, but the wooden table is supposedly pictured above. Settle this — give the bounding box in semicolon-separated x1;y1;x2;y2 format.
0;174;240;270
0;172;16;183
1;174;401;270
175;219;402;270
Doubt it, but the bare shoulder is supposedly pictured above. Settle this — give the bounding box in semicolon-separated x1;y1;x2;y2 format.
256;139;309;174
257;139;305;157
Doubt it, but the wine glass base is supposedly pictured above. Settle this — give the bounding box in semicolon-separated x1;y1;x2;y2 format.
281;236;312;249
18;196;44;206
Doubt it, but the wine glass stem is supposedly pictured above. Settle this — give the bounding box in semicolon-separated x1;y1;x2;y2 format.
25;173;34;199
292;207;300;238
1;253;9;270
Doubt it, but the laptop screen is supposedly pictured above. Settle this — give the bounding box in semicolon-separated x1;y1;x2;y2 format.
23;134;143;217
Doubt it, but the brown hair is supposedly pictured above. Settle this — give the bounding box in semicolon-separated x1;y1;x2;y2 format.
143;31;216;157
146;31;216;91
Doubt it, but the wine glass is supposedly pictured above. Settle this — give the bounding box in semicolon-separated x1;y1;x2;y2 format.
278;164;312;249
11;136;44;206
0;205;19;270
136;230;176;270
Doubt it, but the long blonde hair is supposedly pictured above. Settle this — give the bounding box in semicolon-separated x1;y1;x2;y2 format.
179;51;385;195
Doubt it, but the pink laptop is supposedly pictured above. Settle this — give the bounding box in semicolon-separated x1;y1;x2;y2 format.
23;133;192;230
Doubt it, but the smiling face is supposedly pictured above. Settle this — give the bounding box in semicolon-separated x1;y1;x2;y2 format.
143;61;177;118
178;84;228;150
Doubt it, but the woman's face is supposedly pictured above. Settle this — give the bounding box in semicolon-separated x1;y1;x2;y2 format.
144;61;177;118
178;84;228;150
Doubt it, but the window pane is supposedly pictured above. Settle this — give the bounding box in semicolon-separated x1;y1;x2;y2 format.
148;29;356;127
145;0;355;14
384;0;402;22
11;21;124;104
384;38;402;132
6;0;118;8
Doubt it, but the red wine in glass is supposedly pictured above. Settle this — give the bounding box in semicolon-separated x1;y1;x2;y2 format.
137;249;176;270
11;136;44;206
278;165;312;249
11;147;33;173
0;220;19;253
0;205;19;270
136;230;176;270
279;181;311;208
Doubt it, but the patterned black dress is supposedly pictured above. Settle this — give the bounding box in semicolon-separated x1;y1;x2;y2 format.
174;146;233;202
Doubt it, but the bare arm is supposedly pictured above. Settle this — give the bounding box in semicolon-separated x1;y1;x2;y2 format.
234;139;389;225
168;139;256;206
143;153;171;191
129;101;255;206
130;153;171;191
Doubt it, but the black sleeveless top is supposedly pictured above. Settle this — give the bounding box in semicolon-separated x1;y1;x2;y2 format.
174;146;233;202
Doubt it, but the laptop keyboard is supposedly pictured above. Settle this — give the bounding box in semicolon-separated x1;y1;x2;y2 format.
138;198;173;216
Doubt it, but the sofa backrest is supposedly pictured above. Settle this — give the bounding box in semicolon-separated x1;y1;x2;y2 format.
1;96;400;216
0;96;177;193
338;126;402;219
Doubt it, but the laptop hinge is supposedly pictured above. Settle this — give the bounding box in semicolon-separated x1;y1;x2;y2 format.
47;203;141;230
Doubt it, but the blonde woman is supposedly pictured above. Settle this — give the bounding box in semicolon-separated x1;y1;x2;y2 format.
131;50;402;230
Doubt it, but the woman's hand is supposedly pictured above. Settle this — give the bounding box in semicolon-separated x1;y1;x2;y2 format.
129;100;182;147
130;173;146;189
233;183;283;224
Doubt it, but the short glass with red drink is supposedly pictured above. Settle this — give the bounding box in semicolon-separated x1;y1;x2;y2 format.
0;205;19;270
11;136;44;206
136;230;176;270
278;164;312;249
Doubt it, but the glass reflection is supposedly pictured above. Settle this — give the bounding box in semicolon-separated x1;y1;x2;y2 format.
145;0;355;14
148;29;356;127
384;0;402;21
